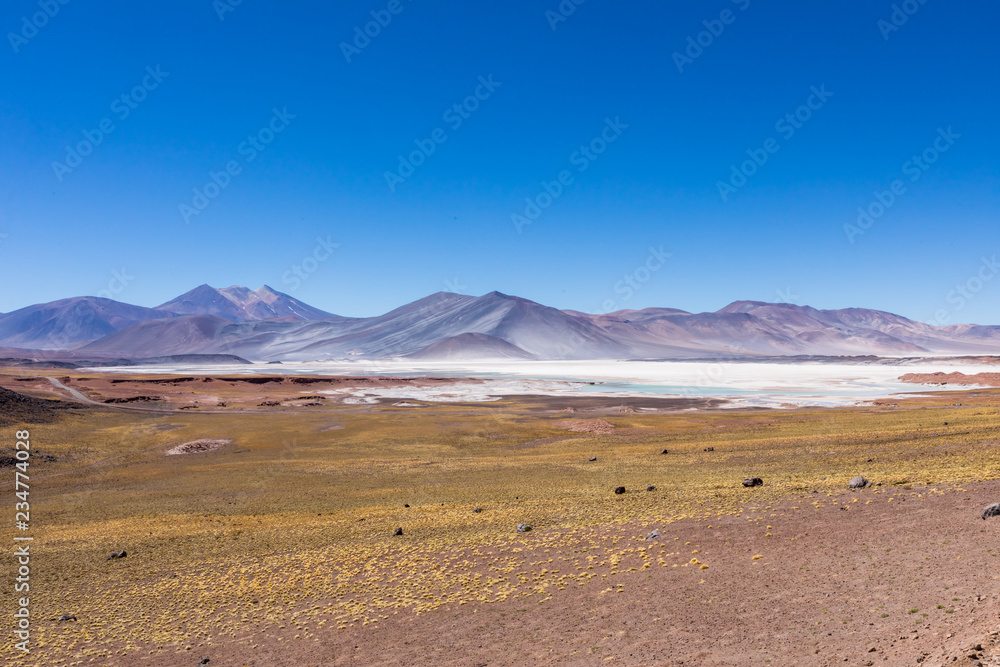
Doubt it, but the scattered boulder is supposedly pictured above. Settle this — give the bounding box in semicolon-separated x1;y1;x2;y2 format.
646;485;657;492
403;504;409;508
516;523;532;533
742;478;763;488
849;476;869;489
704;447;714;452
107;550;127;560
646;530;662;541
982;503;1000;520
199;659;211;666
57;614;76;623
472;507;483;513
660;449;669;454
588;456;597;462
392;527;403;536
613;486;626;495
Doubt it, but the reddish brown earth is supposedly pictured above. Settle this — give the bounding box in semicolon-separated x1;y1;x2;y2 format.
900;372;1000;387
106;481;1000;667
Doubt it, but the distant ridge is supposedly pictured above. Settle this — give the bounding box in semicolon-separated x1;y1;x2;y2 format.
2;287;1000;360
155;285;334;322
0;297;175;349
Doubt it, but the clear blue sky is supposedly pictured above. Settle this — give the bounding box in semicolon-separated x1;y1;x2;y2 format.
2;0;998;325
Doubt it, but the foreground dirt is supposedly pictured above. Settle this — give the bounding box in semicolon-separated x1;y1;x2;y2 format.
83;482;1000;667
4;373;1000;666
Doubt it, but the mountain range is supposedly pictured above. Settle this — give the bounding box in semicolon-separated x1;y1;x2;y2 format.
2;285;999;361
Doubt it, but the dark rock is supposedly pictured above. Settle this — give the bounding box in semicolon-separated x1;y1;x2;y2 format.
472;507;483;513
588;456;597;461
613;486;626;495
107;550;127;560
646;530;662;540
742;478;763;488
849;476;868;489
704;447;714;452
660;449;669;454
516;523;532;533
646;485;656;492
199;659;211;666
103;395;162;404
392;527;403;536
57;613;76;622
403;504;409;508
982;503;1000;520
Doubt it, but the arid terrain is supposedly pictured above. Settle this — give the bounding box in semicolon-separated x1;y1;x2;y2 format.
2;369;1000;666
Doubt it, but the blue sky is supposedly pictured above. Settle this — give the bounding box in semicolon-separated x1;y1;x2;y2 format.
1;0;998;324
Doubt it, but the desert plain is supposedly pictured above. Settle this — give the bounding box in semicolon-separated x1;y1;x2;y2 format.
2;367;1000;666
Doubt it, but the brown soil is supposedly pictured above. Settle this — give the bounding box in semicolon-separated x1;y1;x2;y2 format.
900;372;1000;387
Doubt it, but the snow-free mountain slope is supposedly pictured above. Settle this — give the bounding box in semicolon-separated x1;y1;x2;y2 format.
0;297;175;349
156;285;334;322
